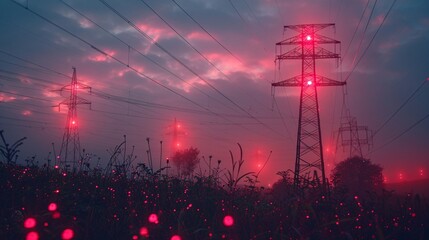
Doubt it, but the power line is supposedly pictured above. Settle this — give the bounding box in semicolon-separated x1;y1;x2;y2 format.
0;49;273;121
371;111;429;153
350;0;378;69
344;0;397;83
8;0;225;119
374;78;428;136
170;0;242;64
59;0;231;111
97;0;284;137
228;0;247;25
138;0;230;80
0;49;70;79
341;0;371;62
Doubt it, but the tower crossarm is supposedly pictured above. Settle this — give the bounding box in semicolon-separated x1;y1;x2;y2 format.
276;34;340;46
272;75;345;87
277;46;340;60
60;83;92;92
284;23;335;33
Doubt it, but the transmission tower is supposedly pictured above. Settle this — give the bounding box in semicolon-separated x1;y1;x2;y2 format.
272;24;345;193
166;118;186;157
338;108;373;158
55;67;91;171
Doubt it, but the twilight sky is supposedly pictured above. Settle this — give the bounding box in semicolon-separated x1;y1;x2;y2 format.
1;0;428;185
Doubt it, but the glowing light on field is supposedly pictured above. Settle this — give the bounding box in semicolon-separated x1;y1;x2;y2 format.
148;213;159;224
307;80;313;86
139;227;149;237
48;203;57;211
61;228;74;240
26;231;39;240
52;212;61;219
223;215;234;227
24;217;37;228
306;35;312;41
171;235;181;240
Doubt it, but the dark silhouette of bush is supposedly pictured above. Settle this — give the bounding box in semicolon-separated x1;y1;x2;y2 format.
331;156;384;197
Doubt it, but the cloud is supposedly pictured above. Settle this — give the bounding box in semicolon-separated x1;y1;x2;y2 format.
0;92;17;102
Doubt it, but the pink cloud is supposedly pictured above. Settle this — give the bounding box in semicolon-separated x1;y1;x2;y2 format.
136;23;175;42
22;110;32;116
0;93;17;102
87;49;116;62
200;52;273;81
187;31;210;41
60;10;94;29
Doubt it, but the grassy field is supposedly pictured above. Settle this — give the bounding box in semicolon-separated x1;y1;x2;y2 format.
0;163;428;239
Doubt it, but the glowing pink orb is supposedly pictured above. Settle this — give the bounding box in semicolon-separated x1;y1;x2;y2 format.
148;213;159;224
24;217;37;229
61;228;74;240
26;231;39;240
307;80;313;86
171;235;181;240
48;203;57;212
52;212;61;219
139;227;149;237
223;215;234;227
306;35;312;41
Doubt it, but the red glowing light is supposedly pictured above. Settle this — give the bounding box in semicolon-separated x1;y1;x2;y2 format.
306;35;312;41
24;217;37;228
26;231;39;240
61;228;74;240
148;213;159;224
52;212;61;219
307;80;313;86
71;120;76;125
48;203;57;211
139;227;149;237
171;235;181;240
223;215;234;227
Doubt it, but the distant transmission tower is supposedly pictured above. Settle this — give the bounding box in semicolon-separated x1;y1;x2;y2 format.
337;108;373;158
165;118;186;156
54;67;91;171
272;24;345;193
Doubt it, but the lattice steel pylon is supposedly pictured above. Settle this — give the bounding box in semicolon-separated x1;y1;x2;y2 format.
55;67;91;171
272;24;345;193
338;108;373;158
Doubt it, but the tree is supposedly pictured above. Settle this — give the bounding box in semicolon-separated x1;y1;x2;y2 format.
331;156;383;197
172;147;200;177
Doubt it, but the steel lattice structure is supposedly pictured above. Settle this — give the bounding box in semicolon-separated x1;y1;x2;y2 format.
55;68;91;171
272;24;345;193
338;109;373;158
